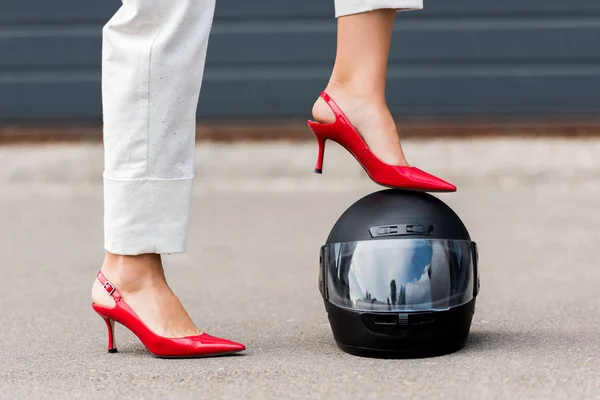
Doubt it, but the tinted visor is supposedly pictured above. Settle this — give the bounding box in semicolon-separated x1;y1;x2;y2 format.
321;239;476;312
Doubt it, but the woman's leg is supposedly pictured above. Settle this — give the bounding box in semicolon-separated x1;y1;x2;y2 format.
93;0;215;338
313;2;423;166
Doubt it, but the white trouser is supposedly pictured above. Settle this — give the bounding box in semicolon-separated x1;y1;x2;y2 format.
102;0;423;255
335;0;422;17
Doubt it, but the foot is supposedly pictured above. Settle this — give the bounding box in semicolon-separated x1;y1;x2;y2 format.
312;82;408;166
91;253;202;338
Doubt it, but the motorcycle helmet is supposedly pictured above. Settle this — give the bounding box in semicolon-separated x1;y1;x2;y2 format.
319;189;480;358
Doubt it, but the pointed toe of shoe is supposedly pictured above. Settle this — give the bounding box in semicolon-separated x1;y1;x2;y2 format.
147;333;246;358
211;339;245;355
438;181;457;192
196;333;246;353
397;167;457;192
228;341;246;352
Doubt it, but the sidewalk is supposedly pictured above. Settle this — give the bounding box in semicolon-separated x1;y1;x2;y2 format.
2;138;600;190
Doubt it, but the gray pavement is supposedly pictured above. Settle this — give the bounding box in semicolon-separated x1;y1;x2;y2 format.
1;139;599;399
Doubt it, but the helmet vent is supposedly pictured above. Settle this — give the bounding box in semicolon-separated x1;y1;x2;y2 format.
398;314;409;325
410;314;435;325
369;224;433;238
367;313;434;326
370;314;398;325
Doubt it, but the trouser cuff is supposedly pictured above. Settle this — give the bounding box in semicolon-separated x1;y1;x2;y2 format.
103;175;193;255
335;0;423;17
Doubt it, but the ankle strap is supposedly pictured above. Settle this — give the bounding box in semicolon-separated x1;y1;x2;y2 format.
320;91;351;126
97;271;122;300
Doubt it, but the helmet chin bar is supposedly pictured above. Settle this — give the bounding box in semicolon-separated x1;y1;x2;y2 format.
324;298;476;358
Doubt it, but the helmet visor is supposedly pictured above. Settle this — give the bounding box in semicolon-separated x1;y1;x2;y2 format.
321;239;476;312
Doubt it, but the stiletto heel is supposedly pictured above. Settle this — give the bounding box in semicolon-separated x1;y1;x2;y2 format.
103;318;118;353
314;133;326;174
307;91;456;192
92;271;245;358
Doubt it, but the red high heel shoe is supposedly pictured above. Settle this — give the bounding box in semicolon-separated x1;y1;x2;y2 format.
307;91;456;192
92;271;245;358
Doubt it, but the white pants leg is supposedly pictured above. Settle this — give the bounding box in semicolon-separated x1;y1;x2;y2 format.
102;0;420;256
335;0;423;17
102;0;215;255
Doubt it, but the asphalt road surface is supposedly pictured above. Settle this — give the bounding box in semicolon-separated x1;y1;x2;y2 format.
1;140;599;399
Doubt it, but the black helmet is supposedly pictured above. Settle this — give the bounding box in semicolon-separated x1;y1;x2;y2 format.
319;190;480;358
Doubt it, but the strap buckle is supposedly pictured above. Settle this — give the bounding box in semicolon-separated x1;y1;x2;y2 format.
103;281;116;295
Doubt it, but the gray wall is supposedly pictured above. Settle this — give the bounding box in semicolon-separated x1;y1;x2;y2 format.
2;0;600;121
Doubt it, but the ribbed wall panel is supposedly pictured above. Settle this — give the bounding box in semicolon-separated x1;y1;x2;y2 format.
1;0;599;120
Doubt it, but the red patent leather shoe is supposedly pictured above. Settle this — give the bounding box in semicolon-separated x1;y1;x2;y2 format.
307;91;456;192
92;271;245;358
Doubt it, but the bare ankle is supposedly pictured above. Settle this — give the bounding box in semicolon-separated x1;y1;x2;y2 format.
313;83;388;123
101;252;164;290
326;76;384;102
312;78;407;166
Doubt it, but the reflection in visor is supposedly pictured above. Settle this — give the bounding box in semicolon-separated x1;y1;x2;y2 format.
323;240;474;311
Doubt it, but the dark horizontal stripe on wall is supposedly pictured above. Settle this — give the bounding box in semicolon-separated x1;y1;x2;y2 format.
4;0;600;24
0;30;99;69
0;1;116;24
215;0;600;18
3;24;600;69
2;74;600;120
5;63;600;81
